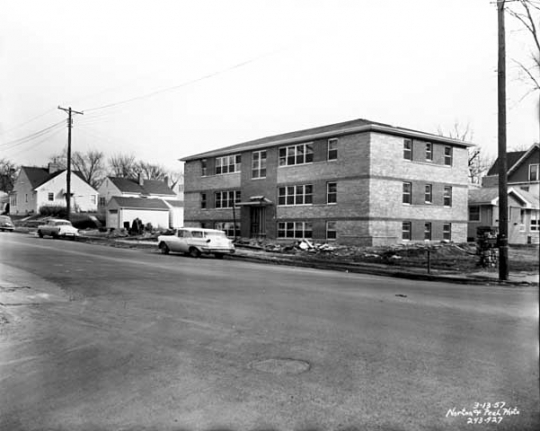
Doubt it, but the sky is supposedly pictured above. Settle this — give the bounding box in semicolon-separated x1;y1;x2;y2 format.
1;0;539;175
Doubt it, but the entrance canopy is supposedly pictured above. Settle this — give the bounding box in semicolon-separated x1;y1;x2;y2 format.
236;196;273;207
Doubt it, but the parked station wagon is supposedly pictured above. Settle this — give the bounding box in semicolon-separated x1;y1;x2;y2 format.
157;227;235;259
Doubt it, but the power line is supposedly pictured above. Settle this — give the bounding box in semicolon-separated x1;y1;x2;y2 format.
0;120;65;149
82;53;275;113
5;127;65;159
0;108;57;137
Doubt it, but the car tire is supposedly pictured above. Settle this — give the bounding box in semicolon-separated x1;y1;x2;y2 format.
38;230;44;238
214;253;224;259
159;242;170;255
189;247;201;258
52;232;59;239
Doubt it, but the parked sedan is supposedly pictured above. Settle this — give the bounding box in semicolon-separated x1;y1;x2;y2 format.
0;215;15;232
157;227;235;258
37;219;79;239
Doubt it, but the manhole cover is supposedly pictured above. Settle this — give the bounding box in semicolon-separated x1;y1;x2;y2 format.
249;358;310;375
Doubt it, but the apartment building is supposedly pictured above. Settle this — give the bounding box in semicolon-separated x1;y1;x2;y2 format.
181;118;472;246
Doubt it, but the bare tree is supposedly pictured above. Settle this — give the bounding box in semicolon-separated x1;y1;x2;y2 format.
0;158;18;192
134;161;167;180
507;0;540;94
438;122;492;184
108;153;137;178
72;150;106;189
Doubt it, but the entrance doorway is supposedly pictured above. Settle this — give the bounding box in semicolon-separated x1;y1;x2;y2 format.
250;206;266;238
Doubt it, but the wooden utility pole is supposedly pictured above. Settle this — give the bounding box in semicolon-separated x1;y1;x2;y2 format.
497;1;509;280
58;106;83;221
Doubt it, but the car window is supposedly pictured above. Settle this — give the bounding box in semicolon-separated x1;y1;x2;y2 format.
191;231;204;238
55;221;71;226
204;231;226;238
177;230;185;237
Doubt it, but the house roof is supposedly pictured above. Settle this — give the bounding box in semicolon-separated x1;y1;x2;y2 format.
486;144;539;176
110;197;170;210
109;177;176;196
469;186;540;208
164;199;184;208
21;166;87;189
181;117;475;162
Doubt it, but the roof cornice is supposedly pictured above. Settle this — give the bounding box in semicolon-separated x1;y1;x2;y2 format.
180;123;474;162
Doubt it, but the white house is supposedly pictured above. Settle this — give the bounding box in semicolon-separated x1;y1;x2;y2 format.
10;164;98;215
98;174;183;229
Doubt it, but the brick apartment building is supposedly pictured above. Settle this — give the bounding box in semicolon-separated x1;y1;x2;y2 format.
181;118;473;246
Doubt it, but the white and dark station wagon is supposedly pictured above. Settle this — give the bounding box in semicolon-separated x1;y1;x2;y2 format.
157;227;235;259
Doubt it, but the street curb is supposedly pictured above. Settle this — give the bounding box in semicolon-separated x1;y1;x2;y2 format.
11;230;539;287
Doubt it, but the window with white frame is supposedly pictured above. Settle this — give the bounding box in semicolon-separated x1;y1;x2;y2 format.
404;139;412;160
529;164;539;181
326;221;337;240
443;223;452;240
99;197;106;206
425;184;432;204
403;182;412;204
469;206;480;221
252;150;267;178
402;221;412;240
425;142;433;161
277;221;312;239
520;209;526;231
48;192;54;201
328;138;338;161
444;146;453;166
215;191;240;208
278;143;313;166
531;211;539;231
444;186;452;207
327;182;337;204
215;154;241;175
424;222;432;240
278;185;313;205
91;195;96;204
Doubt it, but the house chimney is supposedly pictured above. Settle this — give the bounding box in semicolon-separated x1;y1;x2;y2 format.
138;173;144;186
164;176;169;187
48;163;61;174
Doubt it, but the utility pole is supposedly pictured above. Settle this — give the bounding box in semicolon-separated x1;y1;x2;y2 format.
58;106;83;221
497;0;509;280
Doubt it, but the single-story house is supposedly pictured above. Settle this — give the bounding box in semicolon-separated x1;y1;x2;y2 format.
468;186;539;244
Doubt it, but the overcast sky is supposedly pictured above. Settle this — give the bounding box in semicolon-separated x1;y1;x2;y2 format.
1;0;538;174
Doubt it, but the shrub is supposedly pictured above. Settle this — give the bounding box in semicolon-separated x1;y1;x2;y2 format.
39;205;67;218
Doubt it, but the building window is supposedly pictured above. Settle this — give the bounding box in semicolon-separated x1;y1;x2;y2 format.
326;221;337;240
402;222;411;240
48;192;54;201
403;139;412;160
520;210;526;232
25;194;28;203
403;182;412;204
201;159;207;176
425;184;432;204
252;150;267;178
215;154;241;175
91;195;96;204
443;223;452;240
277;221;312;239
531;211;539;231
425;143;433;161
215;221;240;238
444;147;453;166
443;186;453;207
327;182;337;204
279;143;313;166
215;191;240;209
328;138;338;161
278;185;313;206
469;206;480;221
529;164;539;181
99;197;106;206
11;195;17;206
201;193;207;209
424;222;432;240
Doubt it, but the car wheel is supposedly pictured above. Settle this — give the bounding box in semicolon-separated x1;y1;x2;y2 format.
38;230;44;238
159;242;170;255
214;253;224;259
189;247;201;258
52;232;59;239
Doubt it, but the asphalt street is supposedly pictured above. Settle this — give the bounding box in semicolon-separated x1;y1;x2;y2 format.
0;233;538;431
